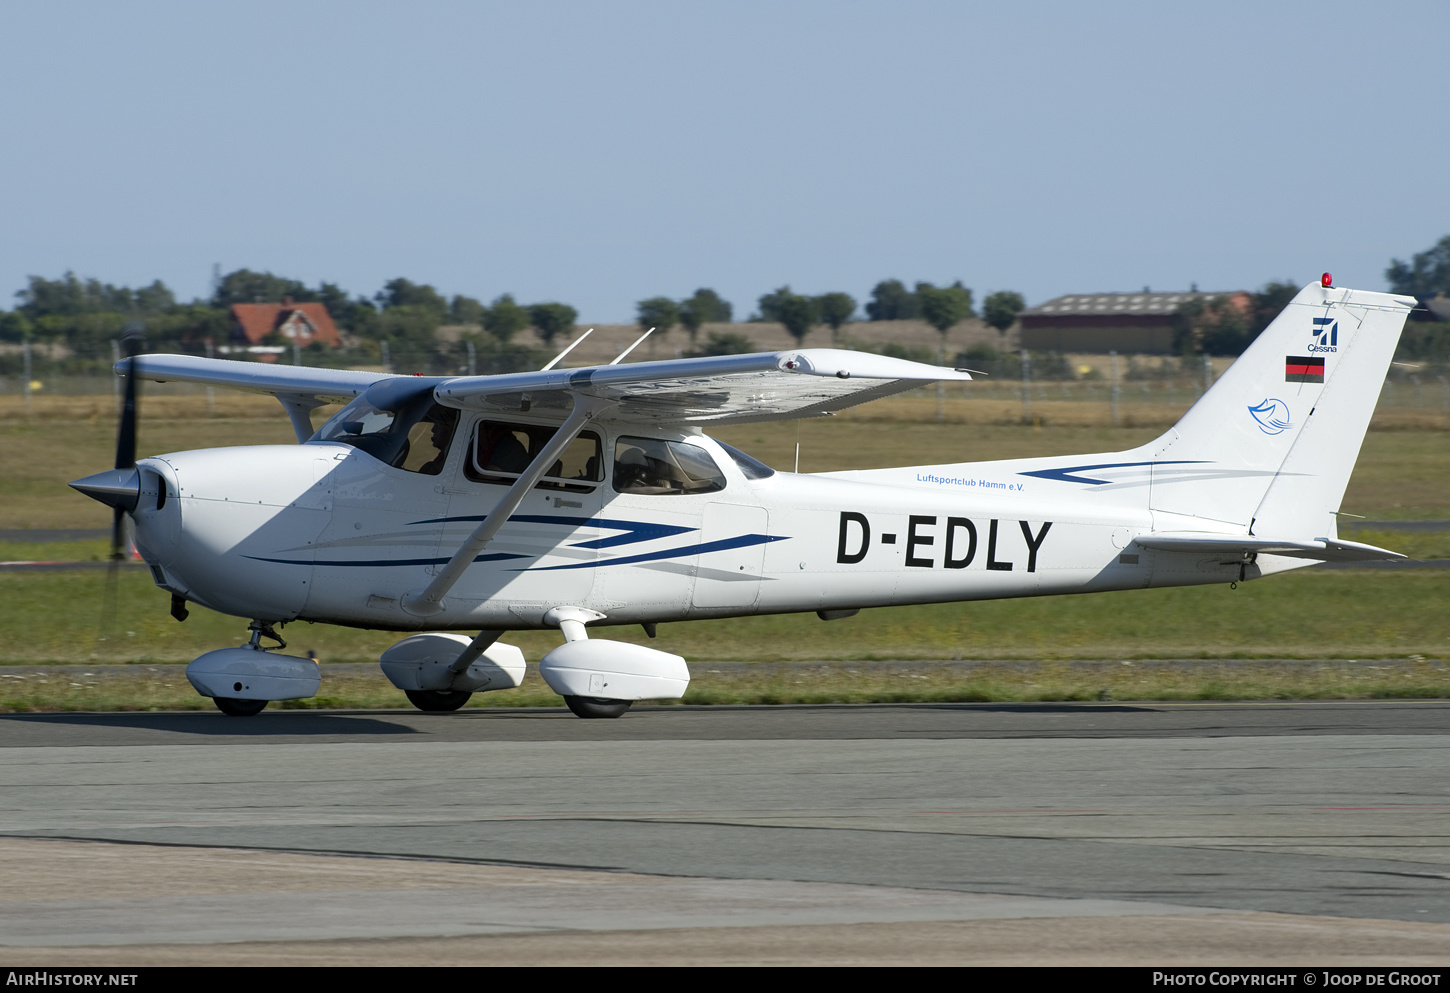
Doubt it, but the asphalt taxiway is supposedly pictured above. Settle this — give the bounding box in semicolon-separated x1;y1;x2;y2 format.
0;701;1447;965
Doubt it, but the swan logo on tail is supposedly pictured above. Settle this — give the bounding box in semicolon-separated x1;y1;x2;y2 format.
1248;398;1293;435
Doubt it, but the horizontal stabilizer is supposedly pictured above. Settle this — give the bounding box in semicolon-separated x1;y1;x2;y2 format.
1136;532;1405;562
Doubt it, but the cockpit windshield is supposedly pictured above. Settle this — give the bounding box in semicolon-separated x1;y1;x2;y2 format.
311;388;458;475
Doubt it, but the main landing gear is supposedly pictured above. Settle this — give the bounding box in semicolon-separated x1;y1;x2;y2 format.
562;696;633;719
403;689;473;712
380;632;526;714
536;608;685;719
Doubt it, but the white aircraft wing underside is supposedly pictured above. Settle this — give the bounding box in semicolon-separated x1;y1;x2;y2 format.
433;348;971;425
128;354;396;404
124;349;968;425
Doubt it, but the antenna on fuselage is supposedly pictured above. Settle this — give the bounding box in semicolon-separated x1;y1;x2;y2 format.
539;328;593;371
609;327;654;365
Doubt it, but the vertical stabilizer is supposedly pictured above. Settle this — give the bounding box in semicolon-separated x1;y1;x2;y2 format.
1147;281;1413;535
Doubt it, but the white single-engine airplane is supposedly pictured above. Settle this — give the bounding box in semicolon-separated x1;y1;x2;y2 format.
71;277;1414;717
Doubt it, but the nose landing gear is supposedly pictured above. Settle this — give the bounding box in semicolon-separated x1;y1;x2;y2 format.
186;619;319;717
210;621;287;716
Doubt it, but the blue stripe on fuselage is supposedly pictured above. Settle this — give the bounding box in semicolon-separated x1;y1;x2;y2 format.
1018;460;1204;485
245;516;775;570
407;513;696;549
521;533;789;571
243;552;528;567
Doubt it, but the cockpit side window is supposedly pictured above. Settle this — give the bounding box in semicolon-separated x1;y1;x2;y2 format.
398;406;459;475
612;437;726;495
464;421;603;492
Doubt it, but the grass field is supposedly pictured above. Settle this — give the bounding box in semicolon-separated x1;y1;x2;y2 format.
0;392;1445;710
1;569;1444;666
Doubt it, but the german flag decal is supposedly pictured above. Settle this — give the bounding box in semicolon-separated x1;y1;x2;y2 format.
1286;356;1325;383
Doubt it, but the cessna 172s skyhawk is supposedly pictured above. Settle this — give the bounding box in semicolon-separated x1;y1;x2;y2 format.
71;278;1414;717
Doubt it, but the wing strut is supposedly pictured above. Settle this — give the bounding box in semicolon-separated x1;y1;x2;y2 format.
400;400;608;616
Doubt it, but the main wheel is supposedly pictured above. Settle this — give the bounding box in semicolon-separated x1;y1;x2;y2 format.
405;689;473;713
563;696;632;719
213;697;267;717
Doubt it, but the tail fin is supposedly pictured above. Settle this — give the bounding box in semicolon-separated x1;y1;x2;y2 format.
1146;281;1414;538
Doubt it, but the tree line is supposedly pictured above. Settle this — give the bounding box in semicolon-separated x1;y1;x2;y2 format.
0;269;1030;372
1386;235;1450;362
0;270;588;375
0;269;579;349
6;235;1448;376
636;281;1027;358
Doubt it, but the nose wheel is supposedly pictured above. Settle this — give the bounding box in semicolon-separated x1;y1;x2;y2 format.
213;697;268;717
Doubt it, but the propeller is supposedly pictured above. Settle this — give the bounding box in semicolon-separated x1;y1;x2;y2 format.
111;325;146;561
92;325;146;644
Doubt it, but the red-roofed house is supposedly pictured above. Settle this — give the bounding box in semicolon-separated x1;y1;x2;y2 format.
229;299;341;350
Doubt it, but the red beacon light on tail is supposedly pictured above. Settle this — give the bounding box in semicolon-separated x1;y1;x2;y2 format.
1322;272;1333;288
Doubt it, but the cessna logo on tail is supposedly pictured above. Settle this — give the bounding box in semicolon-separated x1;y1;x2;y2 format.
1310;316;1338;352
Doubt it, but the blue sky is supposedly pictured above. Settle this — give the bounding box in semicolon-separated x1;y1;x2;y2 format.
1;0;1445;321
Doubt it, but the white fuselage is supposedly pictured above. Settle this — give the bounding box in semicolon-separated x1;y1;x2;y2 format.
128;418;1298;632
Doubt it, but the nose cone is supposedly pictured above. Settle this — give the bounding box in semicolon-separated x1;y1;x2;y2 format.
69;468;141;511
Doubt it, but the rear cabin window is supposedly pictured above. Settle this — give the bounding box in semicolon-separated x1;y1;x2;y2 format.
613;437;726;495
465;421;603;493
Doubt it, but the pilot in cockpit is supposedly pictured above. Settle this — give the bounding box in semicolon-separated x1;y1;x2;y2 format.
407;405;459;475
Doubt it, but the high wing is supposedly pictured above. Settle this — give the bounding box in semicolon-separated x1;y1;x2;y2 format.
127;354;402;440
127;348;972;427
127;354;398;404
432;348;972;424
